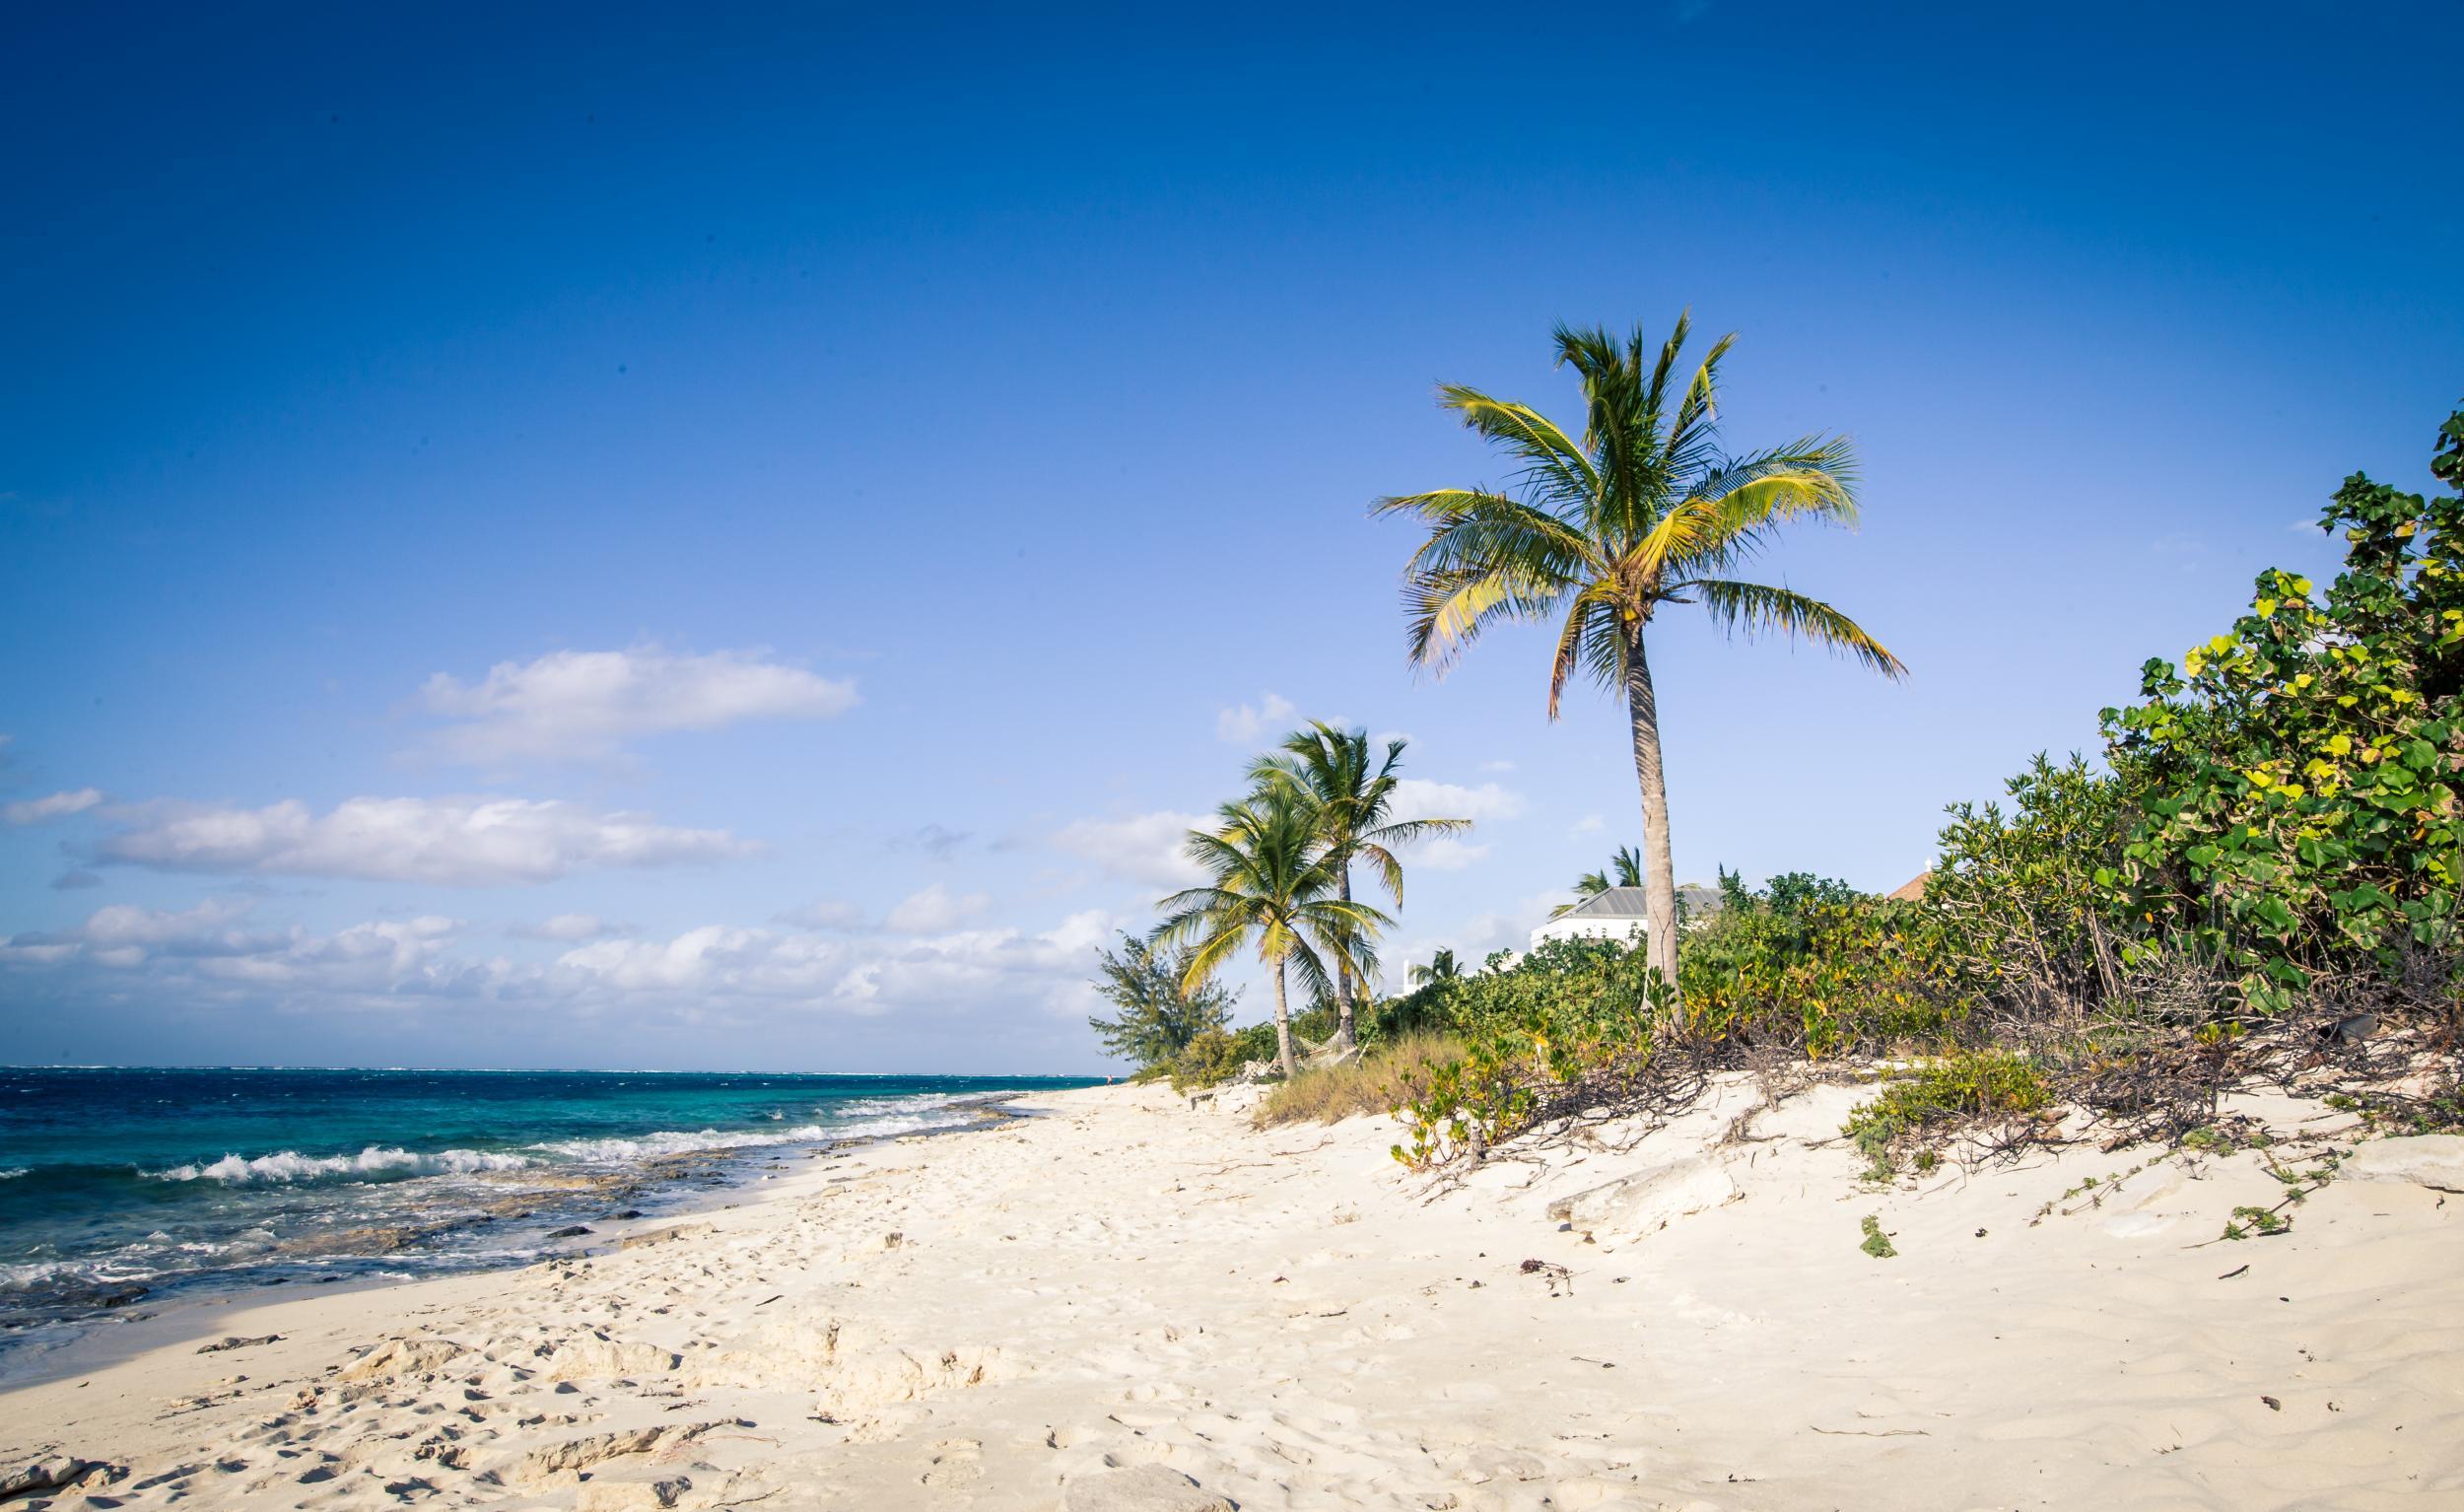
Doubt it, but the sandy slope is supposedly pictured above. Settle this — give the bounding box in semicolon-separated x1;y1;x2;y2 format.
4;1077;2459;1511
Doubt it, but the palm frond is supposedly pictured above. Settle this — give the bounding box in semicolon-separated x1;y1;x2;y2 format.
1350;841;1406;906
1688;437;1861;526
1681;579;1908;679
1176;919;1252;992
1281;937;1335;1004
1546;590;1623;719
1660;330;1737;480
1376;489;1601;581
1626;439;1860;585
1435;387;1600;508
1552;322;1658;546
1401;562;1573;674
1640;309;1692;426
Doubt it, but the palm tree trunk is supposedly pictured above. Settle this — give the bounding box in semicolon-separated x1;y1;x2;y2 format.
1622;627;1684;1012
1332;865;1358;1052
1270;959;1299;1078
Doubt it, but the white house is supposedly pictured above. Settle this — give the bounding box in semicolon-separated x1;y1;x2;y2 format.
1527;885;1654;950
1522;882;1728;954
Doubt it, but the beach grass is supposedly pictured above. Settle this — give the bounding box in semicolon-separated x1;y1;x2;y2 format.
1255;1032;1463;1127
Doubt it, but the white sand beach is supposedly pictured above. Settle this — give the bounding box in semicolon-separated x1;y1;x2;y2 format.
6;1080;2460;1511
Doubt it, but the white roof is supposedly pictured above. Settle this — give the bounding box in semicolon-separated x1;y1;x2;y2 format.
1560;886;1653;920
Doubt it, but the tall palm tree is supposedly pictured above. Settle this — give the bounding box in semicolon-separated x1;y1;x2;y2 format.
1249;722;1471;1052
1407;947;1464;988
1377;313;1905;1005
1550;845;1643;918
1153;787;1391;1077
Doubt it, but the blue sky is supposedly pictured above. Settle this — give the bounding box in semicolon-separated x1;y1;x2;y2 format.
3;2;2457;1071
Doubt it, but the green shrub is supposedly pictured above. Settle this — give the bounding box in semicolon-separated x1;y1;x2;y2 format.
1927;753;2136;1020
1394;935;1667;1167
1677;891;1973;1058
1843;1050;2052;1172
2110;413;2461;1011
2224;1204;2291;1240
1167;1030;1244;1092
1912;408;2463;1028
1169;1022;1285;1092
1087;932;1239;1074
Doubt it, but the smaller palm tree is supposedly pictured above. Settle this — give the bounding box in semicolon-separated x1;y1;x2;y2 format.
1550;846;1644;918
1251;722;1471;1050
1407;947;1464;988
1153;788;1391;1077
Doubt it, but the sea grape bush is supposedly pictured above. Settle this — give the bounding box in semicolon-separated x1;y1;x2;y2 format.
1677;891;1974;1058
1925;753;2134;1021
1843;1049;2052;1174
2098;411;2463;1011
1394;888;1971;1168
1920;409;2463;1025
1393;936;1667;1167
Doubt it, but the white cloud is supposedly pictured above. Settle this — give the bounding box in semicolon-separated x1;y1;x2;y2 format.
77;896;261;947
1388;778;1526;824
1;892;1128;1050
513;913;628;942
1215;691;1296;744
1052;810;1207;888
5;788;103;825
419;646;857;765
95;795;753;886
1414;838;1492;871
4;899;467;986
544;910;1118;1014
884;882;992;932
1570;813;1605;835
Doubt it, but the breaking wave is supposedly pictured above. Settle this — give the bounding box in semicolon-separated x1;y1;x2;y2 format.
529;1123;834;1162
150;1146;534;1184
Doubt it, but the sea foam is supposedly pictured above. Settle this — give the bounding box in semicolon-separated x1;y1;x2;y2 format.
150;1146;533;1184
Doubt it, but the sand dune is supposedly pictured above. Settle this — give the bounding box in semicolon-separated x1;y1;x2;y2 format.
5;1077;2459;1510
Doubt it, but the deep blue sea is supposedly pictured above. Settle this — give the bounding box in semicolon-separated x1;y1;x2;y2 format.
0;1066;1097;1343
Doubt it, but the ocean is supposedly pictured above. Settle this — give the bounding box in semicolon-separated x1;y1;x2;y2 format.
0;1065;1098;1350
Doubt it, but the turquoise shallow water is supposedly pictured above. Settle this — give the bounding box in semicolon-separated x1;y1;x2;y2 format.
0;1066;1097;1339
